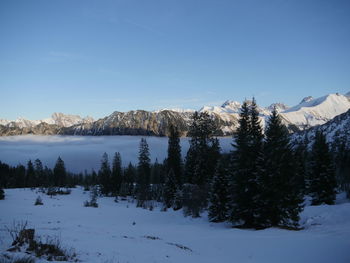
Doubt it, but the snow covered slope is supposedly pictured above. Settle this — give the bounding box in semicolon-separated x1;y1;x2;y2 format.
280;93;350;130
292;109;350;147
0;188;349;263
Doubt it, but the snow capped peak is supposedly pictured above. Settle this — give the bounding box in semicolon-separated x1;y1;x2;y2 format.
345;91;350;98
153;108;195;113
267;103;289;112
50;112;94;127
221;100;241;108
300;96;314;104
281;93;350;129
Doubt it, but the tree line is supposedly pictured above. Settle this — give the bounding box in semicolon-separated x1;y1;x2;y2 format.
1;98;349;229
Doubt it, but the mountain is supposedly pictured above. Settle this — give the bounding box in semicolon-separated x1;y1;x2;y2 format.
0;113;94;129
292;108;350;148
1;92;349;137
279;93;350;130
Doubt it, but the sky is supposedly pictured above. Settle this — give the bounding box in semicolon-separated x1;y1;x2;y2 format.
0;0;350;120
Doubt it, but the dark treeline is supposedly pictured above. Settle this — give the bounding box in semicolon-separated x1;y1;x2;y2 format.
1;98;349;228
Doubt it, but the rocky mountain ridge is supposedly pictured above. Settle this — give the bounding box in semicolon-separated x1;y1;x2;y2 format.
1;92;349;137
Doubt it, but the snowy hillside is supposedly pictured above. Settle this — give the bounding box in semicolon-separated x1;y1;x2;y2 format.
280;93;350;130
1;188;349;263
292;109;350;147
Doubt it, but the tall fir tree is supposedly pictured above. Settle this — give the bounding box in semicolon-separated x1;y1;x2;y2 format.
309;131;337;205
26;160;35;188
163;168;177;208
263;108;304;227
185;111;220;186
99;152;112;196
111;152;123;195
167;125;182;187
34;159;45;187
53;157;66;187
208;159;230;222
230;99;265;228
136;138;151;207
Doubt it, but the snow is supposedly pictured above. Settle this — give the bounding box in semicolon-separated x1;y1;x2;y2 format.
280;93;350;128
1;188;350;263
0;135;234;173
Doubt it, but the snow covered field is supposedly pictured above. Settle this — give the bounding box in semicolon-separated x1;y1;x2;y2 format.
0;135;233;173
1;188;350;263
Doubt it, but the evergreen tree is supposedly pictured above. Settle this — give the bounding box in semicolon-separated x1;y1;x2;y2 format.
34;159;45;187
185;111;220;185
53;157;66;187
136;138;151;207
163;169;177;208
208;160;230;222
230;99;265;228
111;152;123;195
26;160;35;188
99;152;112;196
167;125;182;186
294;141;308;193
150;159;163;184
309;131;337;205
263;108;304;227
121;162;136;196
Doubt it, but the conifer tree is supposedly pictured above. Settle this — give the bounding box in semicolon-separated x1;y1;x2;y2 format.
136;138;151;207
208;160;230;222
230;99;265;228
122;162;136;196
111;152;123;195
26;160;35;188
34;159;45;187
99;152;112;195
163;169;177;208
53;157;66;187
167;125;182;186
309;131;337;205
185;111;219;185
263;108;304;227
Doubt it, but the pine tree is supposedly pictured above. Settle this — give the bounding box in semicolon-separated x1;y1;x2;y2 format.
230;99;265;228
34;159;45;187
263;108;304;227
53;157;66;187
208;160;230;222
167;125;183;186
99;152;112;196
136;138;151;207
163;169;177;208
309;131;337;205
185;111;220;185
121;162;136;196
26;160;35;188
111;152;123;195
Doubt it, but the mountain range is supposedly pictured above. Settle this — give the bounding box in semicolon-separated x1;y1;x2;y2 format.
1;92;349;137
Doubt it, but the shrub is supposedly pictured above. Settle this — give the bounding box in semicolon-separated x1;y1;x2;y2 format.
46;187;71;196
84;186;98;207
34;196;43;206
5;221;76;262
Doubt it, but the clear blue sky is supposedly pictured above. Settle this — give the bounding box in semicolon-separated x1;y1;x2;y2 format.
1;0;349;120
